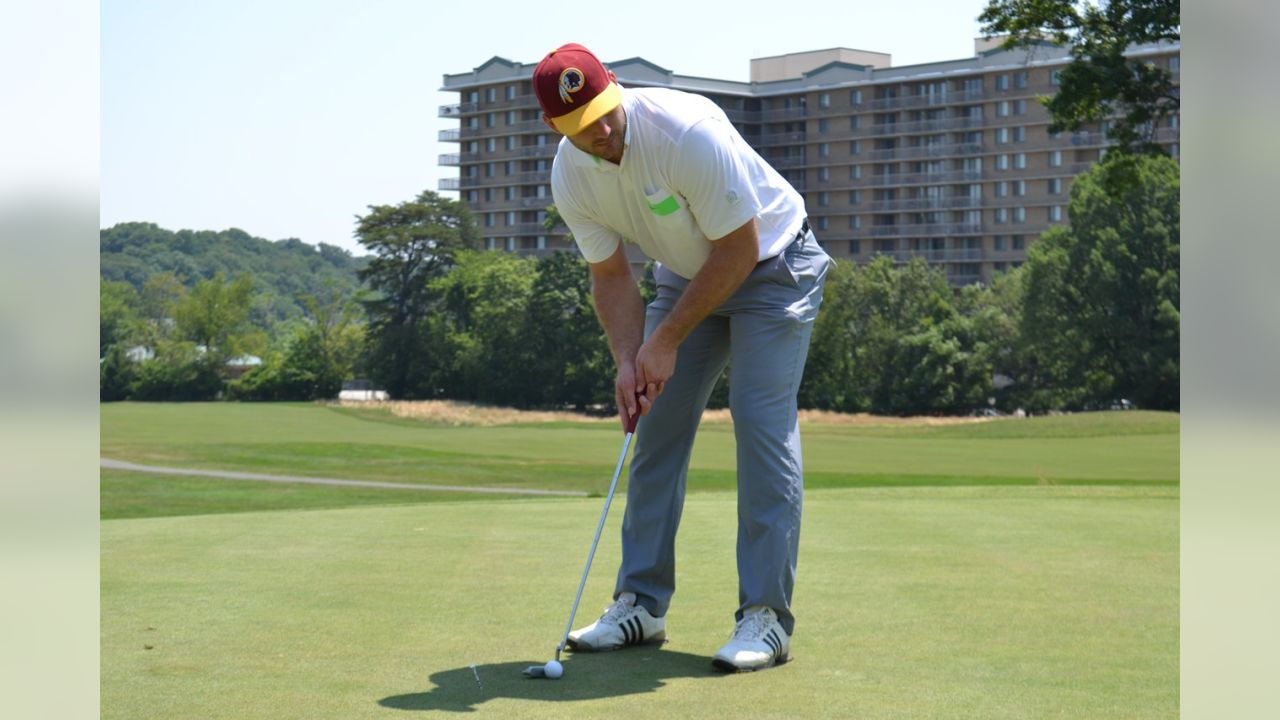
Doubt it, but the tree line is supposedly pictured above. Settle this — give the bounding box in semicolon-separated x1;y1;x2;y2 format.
101;152;1178;414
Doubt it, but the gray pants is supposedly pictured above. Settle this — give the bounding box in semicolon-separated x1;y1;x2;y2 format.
615;229;831;636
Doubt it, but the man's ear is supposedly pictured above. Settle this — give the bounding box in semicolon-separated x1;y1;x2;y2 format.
541;114;562;135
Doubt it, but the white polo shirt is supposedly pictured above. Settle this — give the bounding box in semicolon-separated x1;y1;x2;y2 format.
550;87;806;280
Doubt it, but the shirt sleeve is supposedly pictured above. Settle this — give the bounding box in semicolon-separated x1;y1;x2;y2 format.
551;159;624;265
670;118;762;242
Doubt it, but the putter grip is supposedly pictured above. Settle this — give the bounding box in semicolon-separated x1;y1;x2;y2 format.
623;394;641;434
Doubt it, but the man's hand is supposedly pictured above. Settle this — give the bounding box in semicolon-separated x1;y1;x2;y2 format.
633;334;676;413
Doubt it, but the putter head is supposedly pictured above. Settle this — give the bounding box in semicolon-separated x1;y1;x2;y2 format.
522;665;547;678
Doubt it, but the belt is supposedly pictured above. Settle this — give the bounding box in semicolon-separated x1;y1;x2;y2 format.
798;218;810;239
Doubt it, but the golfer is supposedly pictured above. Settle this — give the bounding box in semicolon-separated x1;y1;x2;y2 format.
534;42;831;672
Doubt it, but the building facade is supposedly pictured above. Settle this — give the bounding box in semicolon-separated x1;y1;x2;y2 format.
439;40;1179;285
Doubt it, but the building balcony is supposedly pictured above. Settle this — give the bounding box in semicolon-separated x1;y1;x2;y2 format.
867;197;982;212
481;222;552;237
868;248;986;262
857;222;986;238
755;130;807;147
859;88;987;113
438;177;460;191
479;196;557;211
439;128;461;142
863;142;986;162
865;170;985;186
438;94;539;118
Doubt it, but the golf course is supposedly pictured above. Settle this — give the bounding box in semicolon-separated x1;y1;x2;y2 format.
101;402;1178;718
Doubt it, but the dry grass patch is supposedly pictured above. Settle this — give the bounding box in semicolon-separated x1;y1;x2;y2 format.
335;400;993;428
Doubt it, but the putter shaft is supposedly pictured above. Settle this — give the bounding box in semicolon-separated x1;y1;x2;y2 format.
556;429;634;660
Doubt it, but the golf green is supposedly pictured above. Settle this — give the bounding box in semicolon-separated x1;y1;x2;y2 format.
101;485;1177;719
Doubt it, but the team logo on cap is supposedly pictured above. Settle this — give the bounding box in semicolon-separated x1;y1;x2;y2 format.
558;67;585;104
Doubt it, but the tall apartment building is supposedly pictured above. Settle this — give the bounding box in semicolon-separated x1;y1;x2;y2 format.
439;39;1179;285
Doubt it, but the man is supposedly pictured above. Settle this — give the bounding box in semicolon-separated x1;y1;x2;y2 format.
534;42;831;672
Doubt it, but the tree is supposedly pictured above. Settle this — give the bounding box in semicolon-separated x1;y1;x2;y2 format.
523;251;613;410
1018;152;1179;409
100;280;141;355
171;272;256;364
356;190;480;398
979;0;1179;153
430;250;537;404
800;257;991;415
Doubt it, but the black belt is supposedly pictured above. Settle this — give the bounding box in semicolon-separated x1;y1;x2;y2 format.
798;219;810;239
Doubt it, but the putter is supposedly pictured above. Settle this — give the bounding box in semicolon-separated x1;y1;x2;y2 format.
553;401;640;663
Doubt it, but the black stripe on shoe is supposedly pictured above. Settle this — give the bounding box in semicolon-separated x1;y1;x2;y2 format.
767;630;782;657
620;619;632;645
762;632;779;655
632;617;644;644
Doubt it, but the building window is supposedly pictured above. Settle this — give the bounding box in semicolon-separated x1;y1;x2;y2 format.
997;154;1010;170
819;143;830;157
484;163;494;177
850;165;862;180
505;211;515;225
818;118;829;133
505;136;516;151
1014;71;1028;88
1050;70;1062;85
849;239;861;254
506;110;517;125
1050;205;1063;222
997;127;1010;144
467;90;479;103
1015;99;1028;115
850;116;861;130
505;237;515;251
998;101;1010;117
506;85;517;100
849;215;861;229
1013;180;1026;196
1015;153;1027;169
485;137;496;152
996;74;1009;90
819;92;831;108
1013;235;1025;250
994;208;1008;224
1013;207;1026;223
1170;143;1179;159
849;190;861;204
995;181;1008;197
484;188;492;202
851;89;863;105
994;235;1007;250
1050;150;1063;167
485;87;496;103
818;167;830;183
817;216;829;230
484;237;495;250
486;113;496;128
1049;178;1062;194
1013;126;1026;142
504;186;513;200
850;140;861;155
467;190;478;203
484;213;494;227
1170;57;1179;73
818;191;829;207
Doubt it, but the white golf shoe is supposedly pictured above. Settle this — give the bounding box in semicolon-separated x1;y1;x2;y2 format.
712;606;791;672
566;592;666;652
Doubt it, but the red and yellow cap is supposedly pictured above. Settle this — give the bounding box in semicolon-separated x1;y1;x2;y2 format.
533;43;623;136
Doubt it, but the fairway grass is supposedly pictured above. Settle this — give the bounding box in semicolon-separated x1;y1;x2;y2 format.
101;486;1177;719
101;404;1178;518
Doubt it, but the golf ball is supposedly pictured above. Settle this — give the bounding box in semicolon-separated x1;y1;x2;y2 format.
543;660;563;679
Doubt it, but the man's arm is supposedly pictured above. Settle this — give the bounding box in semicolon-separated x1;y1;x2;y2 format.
633;217;760;400
589;242;648;423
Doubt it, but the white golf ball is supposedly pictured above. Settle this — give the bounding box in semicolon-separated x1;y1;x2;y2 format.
543;660;563;679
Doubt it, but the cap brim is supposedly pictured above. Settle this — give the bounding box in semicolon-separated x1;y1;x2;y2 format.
550;82;623;136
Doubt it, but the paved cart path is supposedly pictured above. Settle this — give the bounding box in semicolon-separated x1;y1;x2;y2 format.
100;458;588;498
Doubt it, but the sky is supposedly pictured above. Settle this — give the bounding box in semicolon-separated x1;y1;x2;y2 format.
101;0;989;255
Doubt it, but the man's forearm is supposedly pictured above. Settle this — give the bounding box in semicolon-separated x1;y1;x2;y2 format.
648;219;759;350
592;270;645;367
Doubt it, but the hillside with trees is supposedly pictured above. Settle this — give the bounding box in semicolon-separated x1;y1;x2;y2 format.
100;222;368;329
